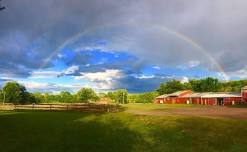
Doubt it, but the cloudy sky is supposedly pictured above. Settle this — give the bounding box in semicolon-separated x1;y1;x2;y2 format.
0;0;247;93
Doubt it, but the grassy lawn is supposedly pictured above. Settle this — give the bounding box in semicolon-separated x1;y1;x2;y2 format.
123;103;201;110
0;110;247;152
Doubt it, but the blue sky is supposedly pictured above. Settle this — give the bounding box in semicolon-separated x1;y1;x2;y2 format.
0;0;247;93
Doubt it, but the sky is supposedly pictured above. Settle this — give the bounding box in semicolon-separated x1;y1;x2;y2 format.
0;0;247;93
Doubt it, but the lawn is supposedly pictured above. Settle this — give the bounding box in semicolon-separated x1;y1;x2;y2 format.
0;109;247;152
122;103;199;110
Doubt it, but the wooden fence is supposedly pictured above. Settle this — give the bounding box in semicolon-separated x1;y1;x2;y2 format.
0;103;122;112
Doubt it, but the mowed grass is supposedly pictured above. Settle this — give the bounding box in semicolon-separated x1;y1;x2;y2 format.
0;110;247;152
123;103;200;110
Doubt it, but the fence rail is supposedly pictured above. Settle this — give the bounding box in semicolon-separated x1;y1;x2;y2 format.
0;103;122;112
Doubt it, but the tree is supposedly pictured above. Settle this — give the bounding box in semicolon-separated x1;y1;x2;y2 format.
139;92;158;103
33;92;45;103
0;89;4;103
26;93;36;103
157;80;184;95
201;77;220;92
189;79;202;92
113;89;128;104
189;77;220;92
77;88;99;103
3;82;28;104
128;92;158;103
60;91;72;103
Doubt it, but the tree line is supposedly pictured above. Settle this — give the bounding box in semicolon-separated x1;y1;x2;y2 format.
156;77;247;95
1;77;247;104
0;82;99;104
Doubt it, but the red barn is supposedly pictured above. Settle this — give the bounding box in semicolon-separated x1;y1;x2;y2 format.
181;93;205;105
155;94;169;104
155;90;193;104
156;91;242;106
242;86;247;102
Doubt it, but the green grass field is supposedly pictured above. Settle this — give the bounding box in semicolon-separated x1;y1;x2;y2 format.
123;103;198;110
1;106;247;152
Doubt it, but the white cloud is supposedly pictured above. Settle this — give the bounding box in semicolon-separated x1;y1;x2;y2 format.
227;65;247;79
21;81;51;89
188;60;200;68
63;65;79;75
57;53;64;58
74;46;111;53
19;81;90;93
180;76;189;84
75;69;122;81
153;66;161;70
177;60;200;69
30;65;80;79
74;69;123;90
29;71;60;79
135;75;155;79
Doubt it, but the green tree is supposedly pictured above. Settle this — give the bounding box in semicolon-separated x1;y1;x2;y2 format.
139;92;158;103
157;80;184;95
0;89;4;103
77;88;99;103
201;77;220;92
128;92;158;103
60;91;72;103
26;93;36;103
33;92;45;103
128;94;139;103
3;82;28;104
189;79;202;92
113;89;128;104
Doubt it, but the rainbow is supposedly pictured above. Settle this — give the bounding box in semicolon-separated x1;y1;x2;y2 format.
39;23;229;80
153;25;228;80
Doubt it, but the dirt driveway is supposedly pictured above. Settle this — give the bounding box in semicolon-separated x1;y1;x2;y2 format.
126;106;247;119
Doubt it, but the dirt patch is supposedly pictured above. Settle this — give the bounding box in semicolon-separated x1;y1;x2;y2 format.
125;106;247;119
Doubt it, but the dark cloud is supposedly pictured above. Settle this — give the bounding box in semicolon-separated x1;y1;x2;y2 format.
1;0;247;91
114;75;169;93
0;0;134;77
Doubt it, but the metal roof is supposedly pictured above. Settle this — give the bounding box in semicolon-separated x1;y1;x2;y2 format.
156;91;241;99
242;86;247;90
201;92;241;98
156;94;169;99
181;92;241;98
182;93;207;98
168;91;184;96
168;90;192;96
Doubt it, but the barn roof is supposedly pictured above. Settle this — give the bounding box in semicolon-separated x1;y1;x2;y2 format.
242;86;247;90
156;94;169;99
182;93;206;98
169;90;192;97
181;92;241;98
168;91;184;96
201;92;241;98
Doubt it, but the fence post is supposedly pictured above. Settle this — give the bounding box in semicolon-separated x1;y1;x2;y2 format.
50;104;52;111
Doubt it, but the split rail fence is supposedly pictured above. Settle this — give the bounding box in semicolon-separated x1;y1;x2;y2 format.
0;103;122;112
